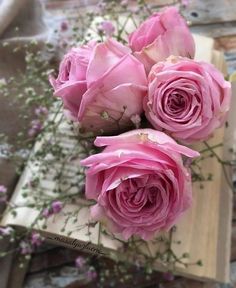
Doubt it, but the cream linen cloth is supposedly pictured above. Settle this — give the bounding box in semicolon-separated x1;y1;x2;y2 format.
0;0;28;38
0;0;49;186
0;2;50;288
0;0;48;41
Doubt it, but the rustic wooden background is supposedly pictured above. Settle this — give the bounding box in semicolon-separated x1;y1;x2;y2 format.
0;0;236;287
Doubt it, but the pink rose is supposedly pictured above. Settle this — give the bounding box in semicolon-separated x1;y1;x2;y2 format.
50;40;96;119
144;56;231;143
81;129;199;240
50;39;147;134
128;7;195;72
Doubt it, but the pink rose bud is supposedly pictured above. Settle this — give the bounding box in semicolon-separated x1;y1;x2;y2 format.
81;129;199;240
51;200;63;214
144;56;231;143
49;39;147;134
128;7;195;73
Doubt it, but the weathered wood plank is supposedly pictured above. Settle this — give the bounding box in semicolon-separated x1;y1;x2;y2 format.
190;23;236;39
182;0;236;25
28;247;79;273
215;35;236;52
231;225;236;262
7;251;29;288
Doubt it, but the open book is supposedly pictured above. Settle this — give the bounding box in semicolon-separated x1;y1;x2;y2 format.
1;35;234;283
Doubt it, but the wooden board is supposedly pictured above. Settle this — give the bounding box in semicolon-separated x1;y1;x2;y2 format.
42;0;236;39
0;35;234;283
181;0;236;25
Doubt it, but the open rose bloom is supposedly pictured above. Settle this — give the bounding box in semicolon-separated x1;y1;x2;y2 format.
144;57;231;143
128;7;195;72
50;39;147;134
81;129;199;240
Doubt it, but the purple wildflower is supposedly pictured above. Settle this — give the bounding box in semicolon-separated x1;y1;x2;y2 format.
163;271;175;281
121;0;128;7
35;106;48;116
42;208;52;218
0;185;7;203
42;201;63;218
61;21;69;31
52;200;63;214
98;21;115;37
0;226;13;235
0;196;7;203
20;241;32;255
130;6;139;14
31;232;43;247
28;119;42;137
0;185;7;194
75;256;86;269
86;268;97;280
182;0;190;7
28;128;37;137
97;1;106;11
31;119;42;130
